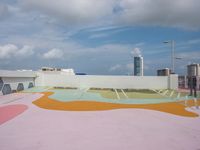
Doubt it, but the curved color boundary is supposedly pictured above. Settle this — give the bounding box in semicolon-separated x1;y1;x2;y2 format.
0;104;28;125
32;92;199;117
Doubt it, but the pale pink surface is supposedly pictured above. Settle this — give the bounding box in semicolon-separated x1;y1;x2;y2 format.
0;104;28;125
0;93;32;104
0;93;200;150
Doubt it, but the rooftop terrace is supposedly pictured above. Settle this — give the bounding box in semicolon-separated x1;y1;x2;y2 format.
0;86;200;150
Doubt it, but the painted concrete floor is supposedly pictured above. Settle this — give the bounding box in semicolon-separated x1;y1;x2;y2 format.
0;93;200;150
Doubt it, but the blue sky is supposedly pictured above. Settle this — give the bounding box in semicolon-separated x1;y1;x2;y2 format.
0;0;200;75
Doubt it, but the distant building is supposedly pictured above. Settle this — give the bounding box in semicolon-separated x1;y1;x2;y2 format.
186;63;200;90
187;63;200;76
41;67;61;71
61;69;75;75
41;67;75;75
178;64;200;90
157;68;171;76
134;56;143;76
178;75;188;89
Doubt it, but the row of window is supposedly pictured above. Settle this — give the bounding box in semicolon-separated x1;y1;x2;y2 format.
0;77;34;95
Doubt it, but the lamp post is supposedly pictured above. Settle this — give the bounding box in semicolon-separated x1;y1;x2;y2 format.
163;40;175;73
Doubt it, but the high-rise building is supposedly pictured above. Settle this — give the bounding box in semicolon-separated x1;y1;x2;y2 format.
157;68;171;76
134;55;143;76
186;64;200;90
187;63;200;76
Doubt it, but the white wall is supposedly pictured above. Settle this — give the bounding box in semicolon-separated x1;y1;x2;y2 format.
0;70;36;95
0;70;36;77
2;77;34;89
0;77;35;95
0;70;178;96
168;74;178;90
35;72;178;89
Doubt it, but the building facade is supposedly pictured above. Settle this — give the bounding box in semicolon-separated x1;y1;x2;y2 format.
0;70;35;95
157;68;171;76
178;64;200;90
187;64;200;76
134;56;144;76
187;63;200;90
178;75;200;90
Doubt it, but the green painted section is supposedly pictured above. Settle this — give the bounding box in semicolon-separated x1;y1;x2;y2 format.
23;87;198;104
48;89;193;104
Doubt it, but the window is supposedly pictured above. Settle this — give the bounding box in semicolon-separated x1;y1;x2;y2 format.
17;83;24;91
28;82;34;88
2;84;12;95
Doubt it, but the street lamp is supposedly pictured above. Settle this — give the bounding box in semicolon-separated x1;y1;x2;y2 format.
163;40;175;73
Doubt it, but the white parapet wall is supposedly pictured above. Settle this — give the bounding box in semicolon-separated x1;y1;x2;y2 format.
0;70;36;95
35;72;178;90
168;74;178;90
0;70;178;96
2;77;35;89
0;70;36;78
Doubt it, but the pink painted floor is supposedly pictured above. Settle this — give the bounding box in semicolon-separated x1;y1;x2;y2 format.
0;104;28;125
0;93;200;150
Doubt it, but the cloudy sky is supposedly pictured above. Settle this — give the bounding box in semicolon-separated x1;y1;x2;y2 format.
0;0;200;75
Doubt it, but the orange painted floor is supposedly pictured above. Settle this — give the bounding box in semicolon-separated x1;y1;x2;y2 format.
33;92;200;117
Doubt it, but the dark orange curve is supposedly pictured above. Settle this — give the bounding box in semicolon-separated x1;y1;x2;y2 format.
32;92;199;117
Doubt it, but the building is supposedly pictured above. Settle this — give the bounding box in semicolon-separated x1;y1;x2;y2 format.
61;69;75;75
134;56;143;76
0;70;36;95
187;63;200;76
178;64;200;90
157;68;171;76
178;75;200;90
41;67;75;75
41;67;61;71
178;75;188;89
187;63;200;90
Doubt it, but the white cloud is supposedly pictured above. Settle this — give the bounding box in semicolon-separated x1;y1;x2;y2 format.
117;0;200;29
99;44;132;53
188;39;200;45
126;63;133;71
89;33;109;39
131;47;142;57
19;0;116;25
176;51;200;60
18;0;200;29
88;27;130;39
0;44;34;59
109;64;122;71
42;48;64;59
110;63;134;72
0;44;17;59
15;45;34;57
86;26;121;32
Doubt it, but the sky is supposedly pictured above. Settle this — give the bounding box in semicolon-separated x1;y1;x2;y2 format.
0;0;200;75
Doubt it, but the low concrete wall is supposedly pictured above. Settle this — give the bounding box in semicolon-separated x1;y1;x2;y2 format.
0;70;36;95
0;70;178;96
35;72;178;90
168;74;178;90
0;77;35;95
2;77;34;89
0;70;36;77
